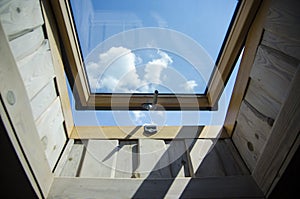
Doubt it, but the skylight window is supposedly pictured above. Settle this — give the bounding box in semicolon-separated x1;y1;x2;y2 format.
69;0;238;94
51;0;260;110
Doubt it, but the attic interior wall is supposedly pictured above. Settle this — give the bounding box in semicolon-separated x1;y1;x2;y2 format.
231;0;300;193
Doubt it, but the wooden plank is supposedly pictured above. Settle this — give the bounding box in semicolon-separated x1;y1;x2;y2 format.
184;139;214;177
250;45;297;105
137;139;172;178
187;139;248;177
252;65;300;194
41;0;74;137
245;79;281;120
71;125;227;139
261;30;300;60
224;0;272;135
35;97;66;170
17;39;55;100
30;80;57;121
48;176;264;199
0;22;53;197
212;140;249;176
264;0;300;41
54;139;74;177
79;140;118;178
60;143;84;177
9;26;44;61
223;139;250;175
165;140;190;177
232;101;272;171
0;0;44;39
114;140;138;178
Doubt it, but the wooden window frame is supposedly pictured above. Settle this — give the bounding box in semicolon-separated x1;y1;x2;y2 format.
50;0;261;110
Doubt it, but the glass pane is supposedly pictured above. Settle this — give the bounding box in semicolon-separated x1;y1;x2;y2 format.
70;0;238;94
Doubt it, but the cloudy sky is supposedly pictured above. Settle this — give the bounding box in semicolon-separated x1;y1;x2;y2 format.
69;0;240;126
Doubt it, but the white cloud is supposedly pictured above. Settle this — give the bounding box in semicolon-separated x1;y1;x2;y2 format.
181;80;198;93
144;50;172;85
86;47;199;94
86;46;142;92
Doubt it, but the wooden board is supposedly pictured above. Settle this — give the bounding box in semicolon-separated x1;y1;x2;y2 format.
17;40;55;100
233;101;272;171
250;45;297;105
137;139;172;178
79;140;118;178
60;143;84;177
0;22;53;197
245;78;281;120
0;0;44;39
35;97;66;170
30;80;57;121
264;0;300;41
48;176;264;199
54;139;74;176
184;139;214;177
261;30;300;60
165;140;190;177
186;139;248;177
203;140;249;176
9;26;44;60
114;140;138;178
71;125;227;139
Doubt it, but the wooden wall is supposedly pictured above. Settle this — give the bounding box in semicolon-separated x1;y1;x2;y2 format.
0;0;73;188
231;0;300;195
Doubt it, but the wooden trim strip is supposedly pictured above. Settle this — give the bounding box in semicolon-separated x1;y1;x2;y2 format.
70;125;229;139
223;0;271;136
41;0;74;136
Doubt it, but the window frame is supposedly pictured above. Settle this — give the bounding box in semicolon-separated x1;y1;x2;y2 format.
50;0;261;110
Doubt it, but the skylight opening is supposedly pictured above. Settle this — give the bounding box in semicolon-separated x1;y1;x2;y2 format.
69;0;239;95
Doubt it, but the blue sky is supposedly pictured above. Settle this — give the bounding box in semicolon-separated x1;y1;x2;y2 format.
68;0;240;126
